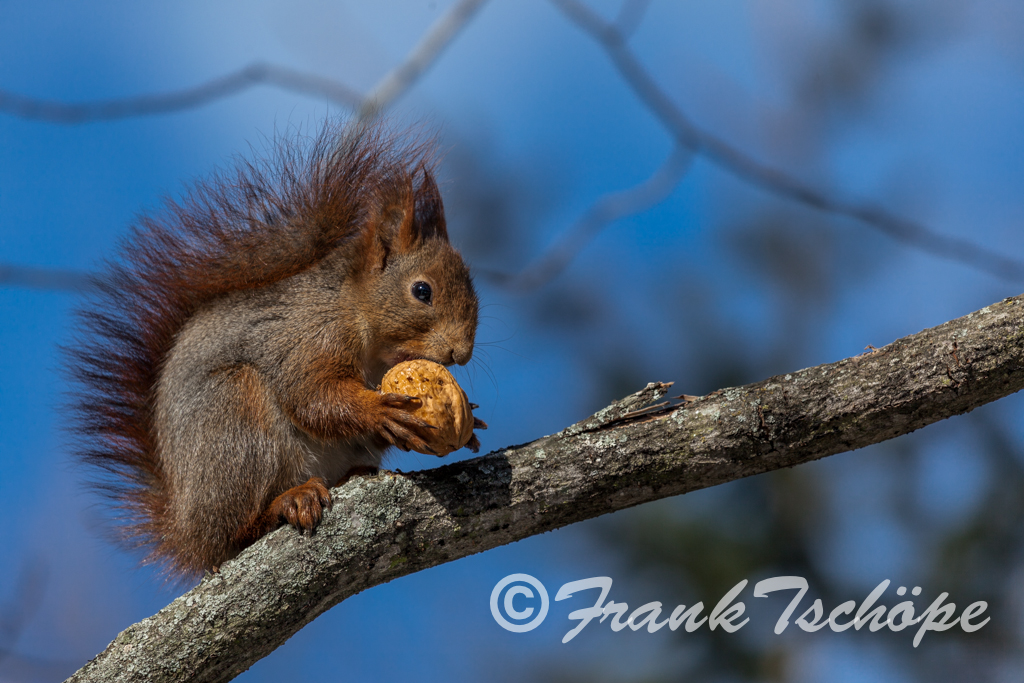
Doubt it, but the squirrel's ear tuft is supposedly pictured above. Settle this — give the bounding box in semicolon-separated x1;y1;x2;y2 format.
395;176;421;253
415;170;449;242
397;168;448;252
364;167;447;268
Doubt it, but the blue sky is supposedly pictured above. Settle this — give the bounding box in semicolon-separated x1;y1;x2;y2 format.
2;1;1024;681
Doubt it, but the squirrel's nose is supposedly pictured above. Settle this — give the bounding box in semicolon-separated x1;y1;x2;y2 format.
450;344;473;366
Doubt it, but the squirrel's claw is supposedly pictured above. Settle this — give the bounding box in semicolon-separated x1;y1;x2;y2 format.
269;477;332;534
376;394;441;454
380;392;423;409
379;416;438;456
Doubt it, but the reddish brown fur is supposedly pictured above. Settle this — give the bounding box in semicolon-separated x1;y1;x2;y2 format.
233;478;333;550
68;121;472;578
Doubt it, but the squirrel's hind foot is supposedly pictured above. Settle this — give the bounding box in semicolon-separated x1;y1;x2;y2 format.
268;477;333;534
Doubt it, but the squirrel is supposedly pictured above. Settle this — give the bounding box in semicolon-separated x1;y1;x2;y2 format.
70;122;481;578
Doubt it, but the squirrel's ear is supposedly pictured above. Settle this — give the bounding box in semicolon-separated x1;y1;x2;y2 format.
363;180;415;271
362;213;390;273
397;169;448;252
363;170;448;269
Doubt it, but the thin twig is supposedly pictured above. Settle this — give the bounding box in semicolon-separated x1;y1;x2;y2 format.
549;0;1024;283
358;0;489;121
614;0;654;39
0;64;363;124
0;264;98;291
478;144;694;289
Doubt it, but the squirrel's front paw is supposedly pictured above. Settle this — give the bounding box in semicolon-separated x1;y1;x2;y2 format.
376;392;439;455
268;477;333;533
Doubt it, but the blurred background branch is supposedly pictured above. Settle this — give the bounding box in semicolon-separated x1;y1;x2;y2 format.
478;144;694;290
2;0;1022;293
0;63;364;124
0;0;486;293
548;0;1024;284
357;0;488;120
0;0;486;127
0;264;96;291
0;559;61;680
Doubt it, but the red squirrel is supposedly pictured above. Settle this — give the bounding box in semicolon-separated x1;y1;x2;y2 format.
70;122;481;577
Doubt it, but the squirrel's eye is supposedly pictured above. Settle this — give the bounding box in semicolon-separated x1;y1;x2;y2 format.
412;281;433;305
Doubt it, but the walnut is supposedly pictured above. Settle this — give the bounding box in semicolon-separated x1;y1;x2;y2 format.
380;359;475;456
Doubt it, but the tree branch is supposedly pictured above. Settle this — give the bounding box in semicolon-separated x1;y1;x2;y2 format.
66;292;1024;682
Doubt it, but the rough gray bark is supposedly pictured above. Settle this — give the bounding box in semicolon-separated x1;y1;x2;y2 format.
68;293;1024;682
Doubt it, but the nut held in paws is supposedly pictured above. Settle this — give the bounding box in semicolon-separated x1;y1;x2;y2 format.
380;360;475;456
